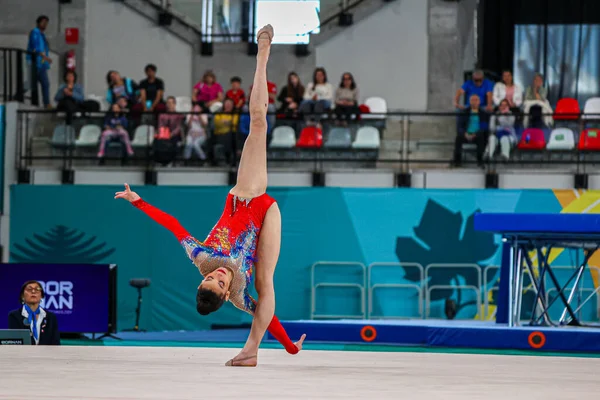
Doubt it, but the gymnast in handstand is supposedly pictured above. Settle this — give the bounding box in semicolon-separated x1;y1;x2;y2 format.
115;25;305;367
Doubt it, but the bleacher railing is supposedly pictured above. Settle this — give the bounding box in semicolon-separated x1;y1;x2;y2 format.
14;109;600;173
1;48;38;105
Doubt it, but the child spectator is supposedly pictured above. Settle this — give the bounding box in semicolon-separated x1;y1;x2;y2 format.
98;103;134;159
212;98;238;164
226;76;246;110
277;72;305;117
192;70;224;113
214;98;239;136
158;96;185;144
486;99;517;160
184;104;208;161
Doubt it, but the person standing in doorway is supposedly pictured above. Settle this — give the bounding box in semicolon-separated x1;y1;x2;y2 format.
27;15;52;108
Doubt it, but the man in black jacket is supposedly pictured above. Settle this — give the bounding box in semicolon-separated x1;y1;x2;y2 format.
7;280;60;345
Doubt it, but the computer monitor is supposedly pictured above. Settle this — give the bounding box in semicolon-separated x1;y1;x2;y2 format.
0;329;31;345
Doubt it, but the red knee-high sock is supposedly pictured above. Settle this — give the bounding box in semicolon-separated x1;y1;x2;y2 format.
267;315;298;354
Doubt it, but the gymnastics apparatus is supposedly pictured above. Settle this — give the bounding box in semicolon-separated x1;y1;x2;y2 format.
115;24;305;367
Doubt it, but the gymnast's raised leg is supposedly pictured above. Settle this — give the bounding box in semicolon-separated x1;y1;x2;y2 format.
227;25;305;367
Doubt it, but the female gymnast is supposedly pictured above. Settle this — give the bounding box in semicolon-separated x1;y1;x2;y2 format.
115;25;305;367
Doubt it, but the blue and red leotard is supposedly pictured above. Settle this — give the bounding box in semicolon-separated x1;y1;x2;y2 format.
132;192;298;354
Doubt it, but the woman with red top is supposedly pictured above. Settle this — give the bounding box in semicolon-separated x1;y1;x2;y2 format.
115;25;305;367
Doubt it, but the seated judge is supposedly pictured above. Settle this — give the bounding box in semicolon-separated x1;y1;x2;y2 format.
8;280;60;345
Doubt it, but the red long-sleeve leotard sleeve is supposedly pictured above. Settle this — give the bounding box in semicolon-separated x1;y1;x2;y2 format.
132;199;191;241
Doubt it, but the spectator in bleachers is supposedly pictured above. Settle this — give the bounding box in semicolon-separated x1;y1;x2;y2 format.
98;103;134;160
193;70;224;113
277;72;305;117
158;96;185;144
300;67;334;123
454;69;494;111
106;70;139;108
8;280;60;345
486;99;517;161
493;70;523;109
334;72;360;124
184;104;208;161
54;70;84;125
453;94;490;167
226;76;246;111
27;15;52;108
212;98;239;164
214;98;239;135
525;73;548;103
139;64;166;113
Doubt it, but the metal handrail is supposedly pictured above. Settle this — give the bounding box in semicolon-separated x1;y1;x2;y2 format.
369;283;422;319
426;284;481;319
1;47;38;105
310;261;366;319
425;263;483;295
367;262;424;319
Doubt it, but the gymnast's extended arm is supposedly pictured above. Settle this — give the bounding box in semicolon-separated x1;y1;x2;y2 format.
114;184;203;260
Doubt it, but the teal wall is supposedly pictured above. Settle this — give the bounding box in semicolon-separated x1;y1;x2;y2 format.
10;185;597;331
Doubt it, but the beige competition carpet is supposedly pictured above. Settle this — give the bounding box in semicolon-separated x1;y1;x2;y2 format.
0;346;598;399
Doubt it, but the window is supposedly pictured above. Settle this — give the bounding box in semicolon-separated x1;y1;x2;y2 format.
255;0;320;44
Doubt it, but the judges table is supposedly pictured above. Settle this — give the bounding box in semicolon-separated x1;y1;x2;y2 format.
475;213;600;327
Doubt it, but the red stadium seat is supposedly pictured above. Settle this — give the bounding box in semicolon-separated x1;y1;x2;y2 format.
554;98;580;120
296;126;323;148
517;128;546;150
578;129;600;151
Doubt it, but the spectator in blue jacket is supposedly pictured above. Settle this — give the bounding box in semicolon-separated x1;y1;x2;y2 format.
27;15;52;108
55;71;84;124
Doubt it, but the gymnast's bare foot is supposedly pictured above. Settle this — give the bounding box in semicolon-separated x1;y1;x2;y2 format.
294;334;307;352
257;24;274;43
225;352;257;367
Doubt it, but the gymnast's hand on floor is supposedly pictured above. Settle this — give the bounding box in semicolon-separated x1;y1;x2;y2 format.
294;334;307;352
114;183;141;203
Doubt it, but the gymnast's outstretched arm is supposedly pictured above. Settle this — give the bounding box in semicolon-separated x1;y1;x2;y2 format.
115;184;203;261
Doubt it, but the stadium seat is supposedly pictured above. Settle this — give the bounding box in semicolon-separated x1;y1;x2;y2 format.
324;127;352;149
75;125;101;147
50;124;76;148
546;128;575;150
582;97;600;120
269;126;296;149
132;125;155;147
352;126;381;149
176;96;193;112
578;128;600;151
361;97;387;120
554;98;580;121
296;126;323;148
517;128;546;150
87;94;108;111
